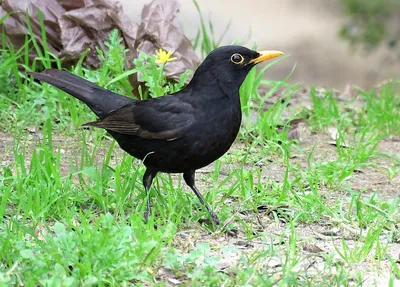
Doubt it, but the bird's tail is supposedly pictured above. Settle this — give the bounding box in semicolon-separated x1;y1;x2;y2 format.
29;69;135;119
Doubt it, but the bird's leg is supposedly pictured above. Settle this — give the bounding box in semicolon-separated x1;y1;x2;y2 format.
142;168;157;222
183;170;220;226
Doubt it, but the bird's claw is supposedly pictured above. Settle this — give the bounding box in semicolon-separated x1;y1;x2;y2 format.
210;212;220;227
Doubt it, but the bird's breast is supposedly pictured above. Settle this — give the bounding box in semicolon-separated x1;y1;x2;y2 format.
177;101;242;169
115;97;242;173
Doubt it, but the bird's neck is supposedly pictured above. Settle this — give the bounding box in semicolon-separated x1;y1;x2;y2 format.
188;68;242;102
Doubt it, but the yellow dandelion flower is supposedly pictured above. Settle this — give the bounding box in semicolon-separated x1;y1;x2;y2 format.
155;48;177;64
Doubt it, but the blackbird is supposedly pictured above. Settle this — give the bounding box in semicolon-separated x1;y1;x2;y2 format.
29;45;283;226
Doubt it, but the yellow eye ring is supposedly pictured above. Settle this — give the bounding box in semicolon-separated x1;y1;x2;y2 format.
230;53;244;64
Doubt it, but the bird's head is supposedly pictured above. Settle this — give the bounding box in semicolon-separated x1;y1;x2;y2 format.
190;45;284;95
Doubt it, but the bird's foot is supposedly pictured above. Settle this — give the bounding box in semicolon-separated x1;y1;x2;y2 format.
210;212;220;227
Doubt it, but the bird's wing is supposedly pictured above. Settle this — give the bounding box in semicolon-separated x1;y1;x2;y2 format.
83;96;195;141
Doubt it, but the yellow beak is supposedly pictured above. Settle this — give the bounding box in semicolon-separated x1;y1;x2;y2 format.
249;50;284;65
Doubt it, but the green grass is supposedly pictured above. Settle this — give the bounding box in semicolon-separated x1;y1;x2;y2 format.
0;7;400;287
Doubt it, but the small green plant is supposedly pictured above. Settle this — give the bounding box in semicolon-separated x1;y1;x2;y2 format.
163;243;229;285
308;88;342;131
94;29;134;97
334;224;387;265
133;49;192;99
357;82;400;135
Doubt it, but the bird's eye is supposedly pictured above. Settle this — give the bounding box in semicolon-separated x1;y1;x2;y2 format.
230;53;244;64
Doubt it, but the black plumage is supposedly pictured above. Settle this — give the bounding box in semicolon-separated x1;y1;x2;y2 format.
29;45;283;226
